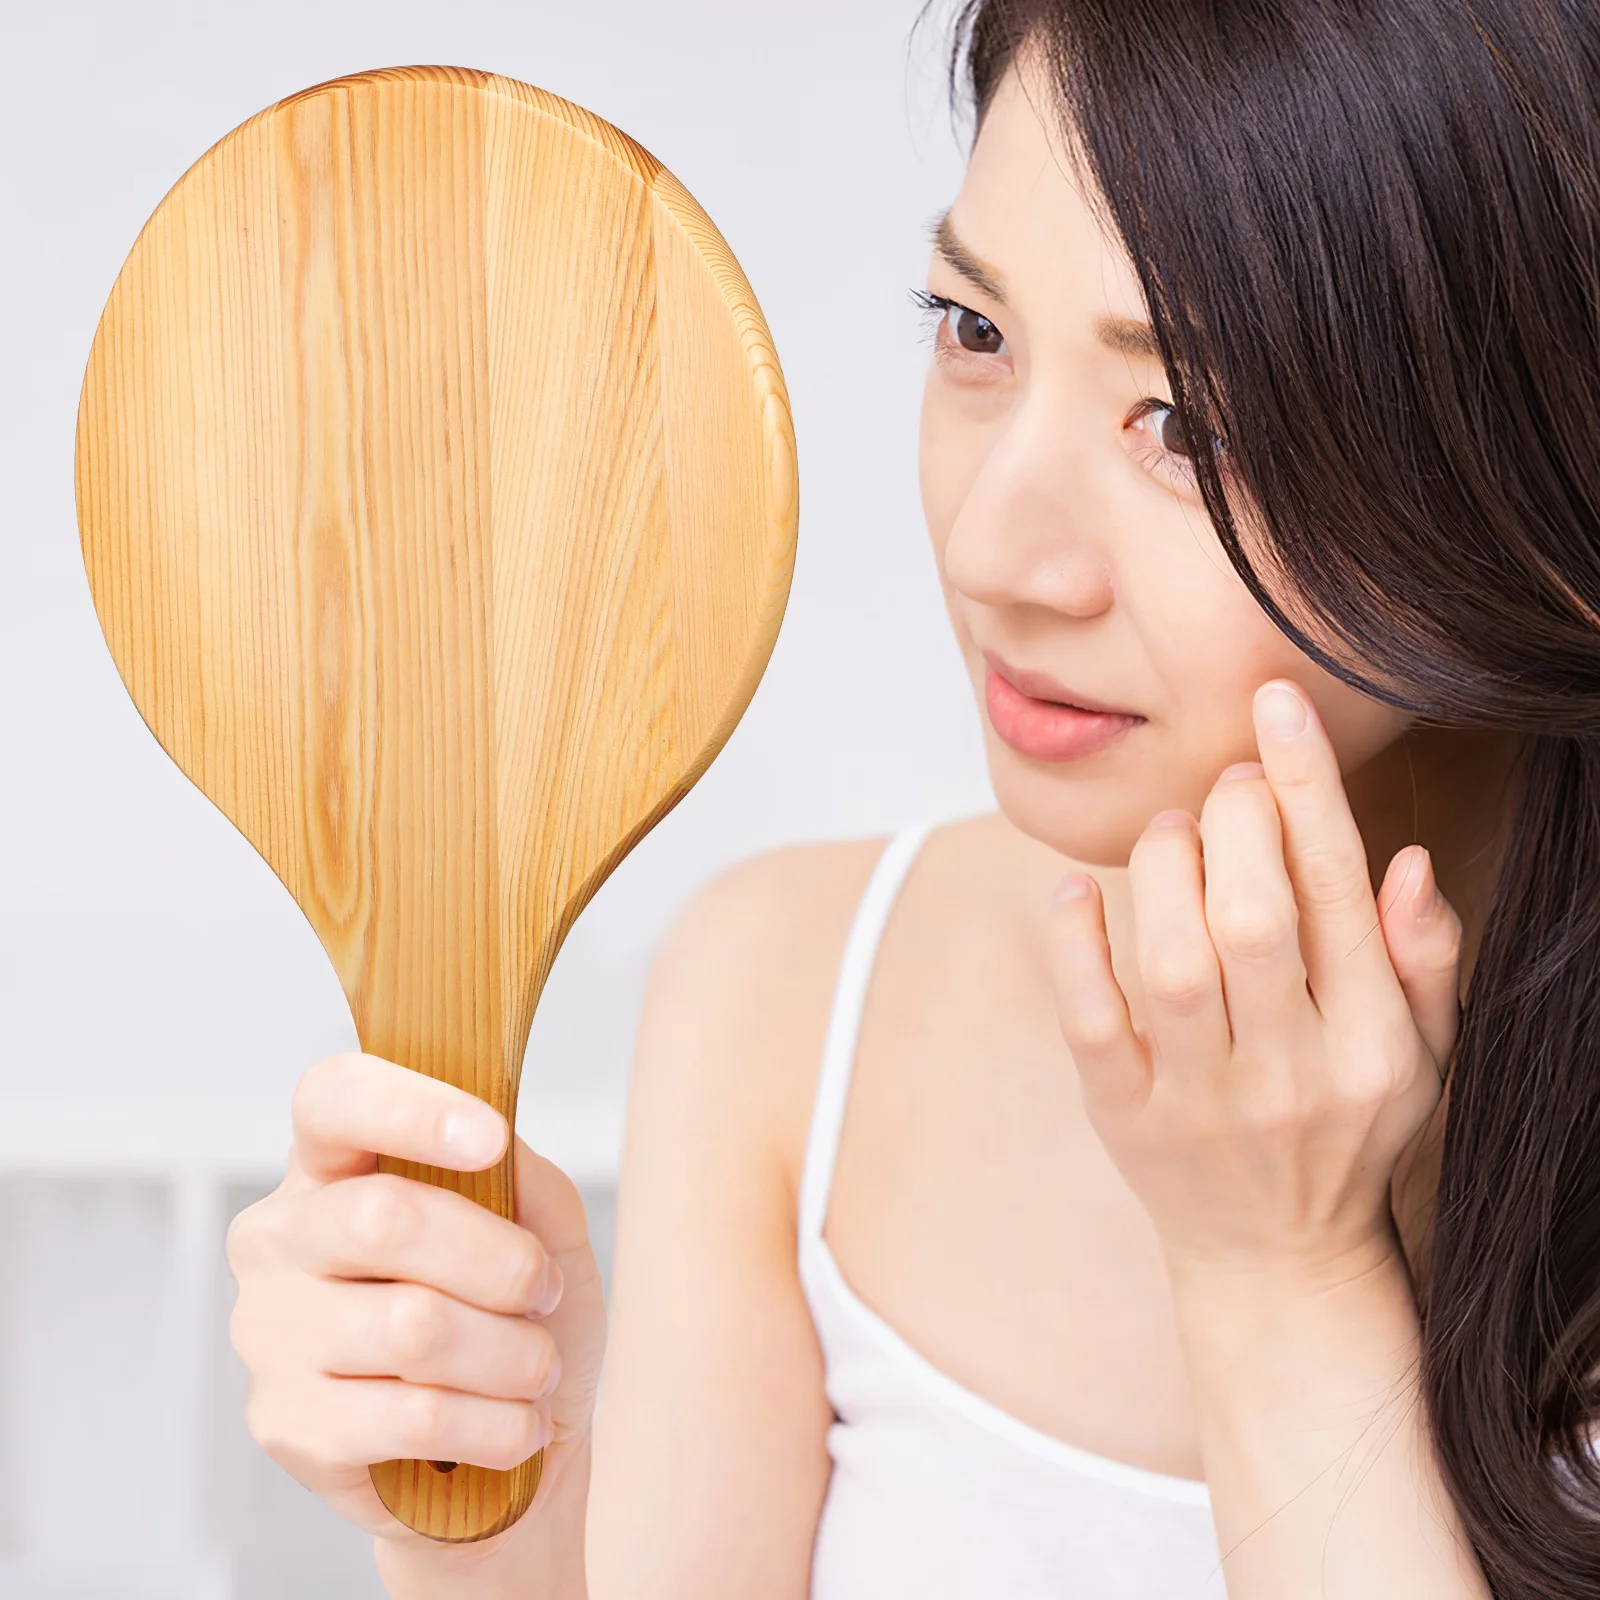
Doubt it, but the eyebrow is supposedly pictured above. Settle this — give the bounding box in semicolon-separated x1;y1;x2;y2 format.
929;208;1165;362
930;210;1008;304
1094;314;1164;361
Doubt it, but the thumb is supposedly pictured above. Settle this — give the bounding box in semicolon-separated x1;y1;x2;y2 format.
512;1137;593;1263
1377;845;1465;1072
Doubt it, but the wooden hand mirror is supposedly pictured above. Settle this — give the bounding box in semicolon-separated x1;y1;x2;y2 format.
75;67;796;1543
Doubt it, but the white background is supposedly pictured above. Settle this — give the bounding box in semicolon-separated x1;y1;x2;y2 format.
0;0;991;1593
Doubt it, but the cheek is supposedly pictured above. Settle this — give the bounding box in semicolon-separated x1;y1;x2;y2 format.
918;379;984;566
1151;574;1409;778
1135;563;1307;780
1144;545;1288;714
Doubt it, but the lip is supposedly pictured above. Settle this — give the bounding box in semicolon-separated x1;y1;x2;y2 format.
981;651;1145;763
981;651;1140;718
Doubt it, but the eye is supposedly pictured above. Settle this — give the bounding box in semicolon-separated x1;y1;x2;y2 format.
910;289;1010;361
1135;399;1194;458
946;303;1006;355
1127;397;1222;490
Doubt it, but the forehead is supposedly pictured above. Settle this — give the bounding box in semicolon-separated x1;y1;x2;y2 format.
948;58;1150;331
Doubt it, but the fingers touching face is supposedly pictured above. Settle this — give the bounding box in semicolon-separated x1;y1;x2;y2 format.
1123;684;1408;1035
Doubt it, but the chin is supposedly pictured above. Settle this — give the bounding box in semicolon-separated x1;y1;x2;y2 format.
984;738;1166;868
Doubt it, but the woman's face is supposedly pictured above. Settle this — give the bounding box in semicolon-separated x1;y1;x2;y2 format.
919;58;1413;865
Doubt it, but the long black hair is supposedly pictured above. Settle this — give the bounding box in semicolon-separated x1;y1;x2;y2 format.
944;1;1600;1592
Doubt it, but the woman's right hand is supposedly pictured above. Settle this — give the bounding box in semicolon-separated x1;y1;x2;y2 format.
225;1052;606;1584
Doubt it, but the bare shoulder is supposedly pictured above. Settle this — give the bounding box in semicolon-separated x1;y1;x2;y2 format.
629;832;896;1187
627;814;1023;1185
655;832;891;1014
656;810;1016;987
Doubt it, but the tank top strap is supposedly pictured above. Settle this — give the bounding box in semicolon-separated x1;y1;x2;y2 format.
797;820;938;1245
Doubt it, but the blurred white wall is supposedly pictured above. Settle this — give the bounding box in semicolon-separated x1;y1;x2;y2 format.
0;0;992;1594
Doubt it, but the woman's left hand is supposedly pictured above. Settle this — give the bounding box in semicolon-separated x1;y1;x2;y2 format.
1043;678;1464;1289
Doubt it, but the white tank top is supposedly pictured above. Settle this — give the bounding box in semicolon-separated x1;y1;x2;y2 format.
796;822;1229;1599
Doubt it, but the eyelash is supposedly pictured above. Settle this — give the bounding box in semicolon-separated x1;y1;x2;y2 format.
1126;398;1203;489
908;294;992;360
910;288;1004;366
910;286;1205;490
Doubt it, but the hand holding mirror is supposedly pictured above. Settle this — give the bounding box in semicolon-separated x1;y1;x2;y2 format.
75;66;797;1542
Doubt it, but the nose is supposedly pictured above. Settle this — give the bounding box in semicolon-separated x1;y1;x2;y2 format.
940;401;1115;620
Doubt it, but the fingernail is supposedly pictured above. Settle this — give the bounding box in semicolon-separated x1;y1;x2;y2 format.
1054;873;1093;902
529;1258;564;1318
1412;851;1441;920
1217;761;1265;784
1146;809;1194;830
1256;683;1308;740
442;1111;503;1166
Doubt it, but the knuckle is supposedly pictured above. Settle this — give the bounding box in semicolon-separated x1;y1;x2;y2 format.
241;1386;275;1451
1142;943;1215;1012
1211;896;1294;960
1339;1067;1400;1114
343;1178;422;1263
393;1384;450;1454
387;1286;454;1368
242;1385;303;1461
1296;853;1366;913
1413;940;1463;986
1429;907;1465;964
231;1277;312;1372
314;1403;382;1473
246;1377;382;1476
1066;1003;1125;1054
228;1298;261;1366
1406;919;1464;987
1335;1041;1408;1109
225;1203;271;1274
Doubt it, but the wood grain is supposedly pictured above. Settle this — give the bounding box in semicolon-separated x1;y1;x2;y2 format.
75;66;796;1542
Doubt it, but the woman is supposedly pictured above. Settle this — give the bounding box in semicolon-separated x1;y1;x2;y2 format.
224;1;1600;1594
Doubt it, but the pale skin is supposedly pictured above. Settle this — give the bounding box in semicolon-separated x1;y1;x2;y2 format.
226;51;1523;1597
